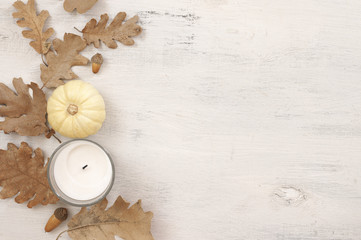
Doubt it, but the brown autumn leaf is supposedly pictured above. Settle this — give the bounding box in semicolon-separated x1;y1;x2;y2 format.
0;78;49;136
58;196;154;240
13;0;54;54
82;12;142;49
63;0;98;14
0;142;59;208
40;33;89;88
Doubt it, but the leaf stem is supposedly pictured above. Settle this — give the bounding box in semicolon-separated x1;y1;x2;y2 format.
56;229;68;240
74;27;82;33
41;54;48;67
56;221;131;239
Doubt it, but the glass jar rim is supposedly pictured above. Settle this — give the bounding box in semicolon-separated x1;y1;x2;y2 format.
47;139;115;207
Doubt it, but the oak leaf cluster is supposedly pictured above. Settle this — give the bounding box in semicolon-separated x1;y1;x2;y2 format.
1;2;152;239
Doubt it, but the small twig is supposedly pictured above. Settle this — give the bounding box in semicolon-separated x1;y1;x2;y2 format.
74;27;82;33
45;127;61;143
53;134;62;144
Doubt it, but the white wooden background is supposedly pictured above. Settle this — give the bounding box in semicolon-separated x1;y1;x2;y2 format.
1;0;361;239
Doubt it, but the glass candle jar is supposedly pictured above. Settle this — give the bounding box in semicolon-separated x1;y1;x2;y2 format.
47;139;115;206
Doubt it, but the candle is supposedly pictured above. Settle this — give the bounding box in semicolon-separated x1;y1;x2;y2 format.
48;139;115;206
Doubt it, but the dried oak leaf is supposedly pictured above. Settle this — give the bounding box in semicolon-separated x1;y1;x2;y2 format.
0;142;59;208
64;196;154;240
40;33;89;88
82;12;142;49
64;0;98;14
0;78;48;136
13;0;54;54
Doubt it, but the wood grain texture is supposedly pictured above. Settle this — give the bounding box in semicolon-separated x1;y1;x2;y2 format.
1;0;361;239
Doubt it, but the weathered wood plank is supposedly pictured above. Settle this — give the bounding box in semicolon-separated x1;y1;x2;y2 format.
1;0;361;239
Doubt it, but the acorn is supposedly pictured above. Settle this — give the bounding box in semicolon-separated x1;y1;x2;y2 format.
45;207;68;232
91;53;103;74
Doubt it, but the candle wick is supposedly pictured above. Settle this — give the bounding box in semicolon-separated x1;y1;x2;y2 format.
82;165;88;170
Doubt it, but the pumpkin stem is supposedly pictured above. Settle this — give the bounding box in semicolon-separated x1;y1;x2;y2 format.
67;104;78;115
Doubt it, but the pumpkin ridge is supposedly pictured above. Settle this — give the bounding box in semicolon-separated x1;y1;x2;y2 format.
48;108;67;114
74;115;90;136
57;118;68;136
62;84;71;103
78;91;101;105
77;112;103;124
48;94;67;106
63;81;82;103
79;108;105;112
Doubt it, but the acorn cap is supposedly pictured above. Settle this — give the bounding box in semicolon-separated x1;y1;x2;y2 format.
91;53;103;73
54;207;68;221
91;53;103;65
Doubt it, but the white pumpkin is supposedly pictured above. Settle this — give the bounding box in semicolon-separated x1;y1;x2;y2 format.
47;80;106;138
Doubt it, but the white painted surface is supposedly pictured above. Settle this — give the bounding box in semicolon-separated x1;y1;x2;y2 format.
1;0;361;239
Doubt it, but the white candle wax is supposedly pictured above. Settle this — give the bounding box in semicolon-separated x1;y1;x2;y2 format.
53;140;113;201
